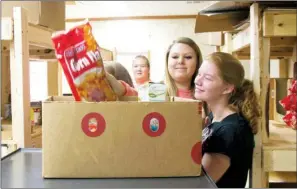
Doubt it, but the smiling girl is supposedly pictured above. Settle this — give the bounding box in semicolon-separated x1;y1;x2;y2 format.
194;52;260;188
165;37;203;99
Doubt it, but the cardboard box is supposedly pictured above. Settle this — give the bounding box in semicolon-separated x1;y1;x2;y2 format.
42;96;203;178
2;1;65;31
195;11;249;33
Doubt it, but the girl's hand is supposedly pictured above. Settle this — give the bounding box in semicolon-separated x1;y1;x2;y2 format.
105;72;126;97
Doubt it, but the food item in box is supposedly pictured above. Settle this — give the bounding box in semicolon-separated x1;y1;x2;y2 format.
137;82;149;101
138;82;168;102
51;21;117;102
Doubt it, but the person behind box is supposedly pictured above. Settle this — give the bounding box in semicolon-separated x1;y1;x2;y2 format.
194;52;260;188
132;55;151;89
104;62;137;97
104;62;134;88
165;37;203;99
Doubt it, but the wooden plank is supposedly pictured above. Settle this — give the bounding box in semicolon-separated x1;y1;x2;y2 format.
264;122;296;150
66;15;197;22
232;26;250;52
236;45;293;59
220;32;232;53
9;7;32;148
271;37;297;47
249;3;269;188
1;17;13;40
236;53;293;60
28;23;54;49
47;61;59;96
264;150;296;172
269;79;276;120
263;10;297;37
269;172;297;183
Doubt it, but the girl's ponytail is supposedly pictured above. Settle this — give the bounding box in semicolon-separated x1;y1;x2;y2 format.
229;79;261;134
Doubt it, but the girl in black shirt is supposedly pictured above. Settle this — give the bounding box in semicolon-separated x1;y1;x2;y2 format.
194;52;260;188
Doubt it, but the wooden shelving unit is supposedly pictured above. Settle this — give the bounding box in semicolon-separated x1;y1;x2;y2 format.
195;1;296;188
1;7;116;155
1;7;58;153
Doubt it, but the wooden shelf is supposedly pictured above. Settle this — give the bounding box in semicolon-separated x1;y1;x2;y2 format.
269;172;297;183
1;119;42;144
263;121;296;172
264;121;296;150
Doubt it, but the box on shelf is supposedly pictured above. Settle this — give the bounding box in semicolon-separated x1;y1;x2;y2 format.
42;96;203;178
2;1;65;31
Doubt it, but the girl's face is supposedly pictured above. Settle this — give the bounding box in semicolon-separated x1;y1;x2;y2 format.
132;58;149;82
167;43;197;83
194;60;232;102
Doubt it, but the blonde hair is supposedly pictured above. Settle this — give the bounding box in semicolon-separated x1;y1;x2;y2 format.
133;55;150;79
165;37;203;97
206;52;261;134
133;55;150;69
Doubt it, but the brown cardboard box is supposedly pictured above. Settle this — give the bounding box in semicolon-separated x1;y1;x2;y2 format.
2;1;65;31
42;96;203;178
195;11;249;33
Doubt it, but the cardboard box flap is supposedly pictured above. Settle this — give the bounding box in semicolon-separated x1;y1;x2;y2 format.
43;96;139;103
195;11;249;33
45;96;201;103
199;1;251;14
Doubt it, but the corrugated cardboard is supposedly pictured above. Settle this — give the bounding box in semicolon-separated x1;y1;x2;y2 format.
42;96;202;178
2;1;65;31
195;11;249;33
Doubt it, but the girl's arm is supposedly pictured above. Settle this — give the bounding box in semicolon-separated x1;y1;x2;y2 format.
119;80;138;96
202;153;230;182
105;72;138;97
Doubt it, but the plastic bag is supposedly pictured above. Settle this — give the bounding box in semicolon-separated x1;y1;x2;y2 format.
283;111;297;129
52;21;117;102
289;80;297;94
279;94;297;112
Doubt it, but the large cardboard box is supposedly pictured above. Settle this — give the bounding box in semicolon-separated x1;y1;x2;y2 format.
2;1;65;31
42;96;203;178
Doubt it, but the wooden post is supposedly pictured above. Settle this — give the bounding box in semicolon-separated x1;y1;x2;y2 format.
220;32;233;53
47;61;59;96
9;7;31;148
250;3;269;188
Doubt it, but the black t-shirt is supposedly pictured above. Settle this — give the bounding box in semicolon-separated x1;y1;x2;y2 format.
202;112;254;188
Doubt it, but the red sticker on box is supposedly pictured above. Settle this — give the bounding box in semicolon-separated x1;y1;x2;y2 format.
81;112;106;137
142;112;166;137
191;141;202;164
